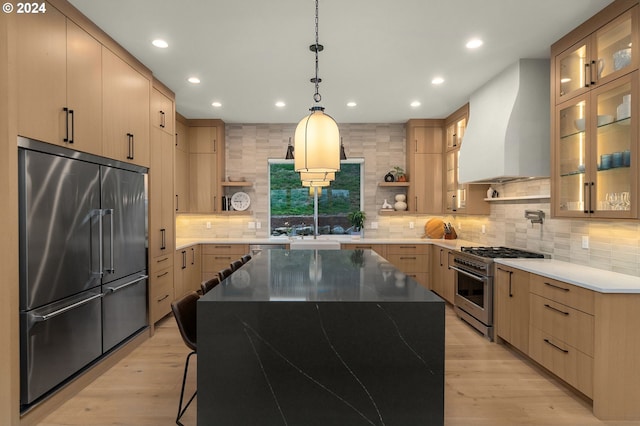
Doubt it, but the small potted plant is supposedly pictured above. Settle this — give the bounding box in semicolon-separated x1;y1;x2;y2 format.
347;210;366;236
393;166;406;182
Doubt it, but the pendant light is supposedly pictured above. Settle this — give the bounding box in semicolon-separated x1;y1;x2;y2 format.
300;171;335;184
294;0;340;174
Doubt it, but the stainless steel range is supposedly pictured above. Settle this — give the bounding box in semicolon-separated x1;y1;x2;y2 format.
450;246;546;340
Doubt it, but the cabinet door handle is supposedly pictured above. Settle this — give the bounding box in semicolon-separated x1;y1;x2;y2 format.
160;110;165;128
160;228;166;250
63;107;74;143
451;194;457;212
584;62;590;88
400;256;416;260
544;303;569;316
157;294;169;302
590;59;597;85
213;139;217;153
544;338;569;354
589;182;594;213
176;194;179;212
191;247;196;265
156;256;169;264
544;281;570;292
126;133;134;159
182;250;187;269
157;271;169;278
439;249;443;267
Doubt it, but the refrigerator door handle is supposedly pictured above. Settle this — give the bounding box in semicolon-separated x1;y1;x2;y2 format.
30;293;104;323
106;274;148;293
104;208;115;274
92;209;105;278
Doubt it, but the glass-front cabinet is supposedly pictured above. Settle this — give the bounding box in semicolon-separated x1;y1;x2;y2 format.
444;149;467;213
554;72;637;218
555;7;637;104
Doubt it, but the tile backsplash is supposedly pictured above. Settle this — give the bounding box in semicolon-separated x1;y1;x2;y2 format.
176;123;640;277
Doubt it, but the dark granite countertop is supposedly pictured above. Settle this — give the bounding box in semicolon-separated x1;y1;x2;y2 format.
200;249;443;303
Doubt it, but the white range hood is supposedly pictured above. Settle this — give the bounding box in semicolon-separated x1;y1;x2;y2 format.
458;58;550;184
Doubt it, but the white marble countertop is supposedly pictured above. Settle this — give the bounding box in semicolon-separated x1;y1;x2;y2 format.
494;258;640;294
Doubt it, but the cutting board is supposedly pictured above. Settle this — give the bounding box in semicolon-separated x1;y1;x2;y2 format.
425;218;445;239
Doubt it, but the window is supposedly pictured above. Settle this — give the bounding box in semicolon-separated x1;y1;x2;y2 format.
269;159;363;236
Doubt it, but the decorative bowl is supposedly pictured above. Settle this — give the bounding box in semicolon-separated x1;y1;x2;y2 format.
227;176;245;182
574;118;585;132
613;48;631;71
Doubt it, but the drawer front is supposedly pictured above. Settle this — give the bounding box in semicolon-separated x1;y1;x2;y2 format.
202;254;241;273
341;244;386;257
404;272;428;288
386;244;429;255
150;266;174;323
529;274;594;314
150;253;173;274
529;327;593;398
530;294;594;356
385;254;428;273
202;244;249;255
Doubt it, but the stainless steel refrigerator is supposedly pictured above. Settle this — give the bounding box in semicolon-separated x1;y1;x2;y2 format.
18;137;148;407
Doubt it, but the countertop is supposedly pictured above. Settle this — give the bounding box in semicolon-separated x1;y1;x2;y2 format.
495;258;640;294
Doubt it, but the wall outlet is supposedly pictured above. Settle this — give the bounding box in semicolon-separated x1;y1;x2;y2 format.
371;221;379;229
457;222;462;230
582;235;589;249
256;221;261;229
409;222;415;229
248;221;256;229
481;224;486;234
206;221;211;229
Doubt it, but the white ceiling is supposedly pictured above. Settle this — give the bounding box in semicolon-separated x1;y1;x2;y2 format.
69;0;613;124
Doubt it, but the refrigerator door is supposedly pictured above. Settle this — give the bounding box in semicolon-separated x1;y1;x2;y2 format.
19;149;101;311
102;273;148;352
20;289;103;405
100;166;146;284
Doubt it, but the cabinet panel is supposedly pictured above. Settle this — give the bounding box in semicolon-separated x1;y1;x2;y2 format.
386;244;429;255
430;247;454;303
341;244;386;257
102;48;150;167
151;88;174;135
190;126;218;153
149;255;174;324
189;152;217;212
412;153;443;213
174;247;200;299
529;327;593;398
149;127;174;258
495;265;530;354
530;293;594;356
529;274;595;314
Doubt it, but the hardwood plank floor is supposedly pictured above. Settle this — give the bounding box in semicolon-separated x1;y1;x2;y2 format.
39;306;636;426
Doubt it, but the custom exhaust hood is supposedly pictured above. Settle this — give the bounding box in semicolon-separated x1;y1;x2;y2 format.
458;58;550;184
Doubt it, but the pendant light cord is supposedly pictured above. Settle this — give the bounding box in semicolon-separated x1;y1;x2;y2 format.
313;0;322;103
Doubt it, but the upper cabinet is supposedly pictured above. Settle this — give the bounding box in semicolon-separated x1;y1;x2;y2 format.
17;4;102;155
406;119;443;214
186;120;226;213
555;5;638;104
175;114;190;213
443;105;489;215
151;83;175;136
102;47;151;167
552;2;639;218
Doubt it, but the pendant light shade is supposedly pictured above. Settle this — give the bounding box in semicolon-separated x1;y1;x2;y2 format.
300;171;335;184
302;179;331;188
294;106;340;173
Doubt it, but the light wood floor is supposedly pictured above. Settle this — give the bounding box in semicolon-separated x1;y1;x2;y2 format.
39;306;636;426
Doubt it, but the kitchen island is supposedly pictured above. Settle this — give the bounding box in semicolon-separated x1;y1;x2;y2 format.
198;249;445;425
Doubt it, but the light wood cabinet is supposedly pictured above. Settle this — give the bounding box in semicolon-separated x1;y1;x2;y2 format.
430;246;454;303
148;105;175;258
102;47;150;167
150;85;174;135
17;4;102;154
175;114;190;213
443;105;490;215
341;243;386;258
495;265;530;354
174;245;201;298
552;3;639;219
405;119;443;214
385;244;429;287
187;120;225;212
149;254;174;324
201;244;249;282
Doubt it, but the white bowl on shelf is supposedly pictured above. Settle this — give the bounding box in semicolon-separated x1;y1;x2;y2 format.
227;176;245;182
574;118;585;132
597;115;614;126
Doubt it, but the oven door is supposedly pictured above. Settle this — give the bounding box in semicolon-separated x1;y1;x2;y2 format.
451;264;492;326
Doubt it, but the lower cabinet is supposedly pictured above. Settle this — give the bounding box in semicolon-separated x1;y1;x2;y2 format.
149;254;174;324
341;243;387;258
201;244;249;282
385;244;429;287
174;245;202;298
430;246;455;303
495;265;530;354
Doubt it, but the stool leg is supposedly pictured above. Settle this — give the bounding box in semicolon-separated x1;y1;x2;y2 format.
176;351;197;426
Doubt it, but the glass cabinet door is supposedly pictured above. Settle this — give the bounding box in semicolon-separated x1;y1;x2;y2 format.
594;8;636;84
446;117;466;151
556;97;588;215
557;42;589;102
444;150;466;212
591;73;636;217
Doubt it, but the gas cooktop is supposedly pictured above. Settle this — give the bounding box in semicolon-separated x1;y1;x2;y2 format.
460;246;546;259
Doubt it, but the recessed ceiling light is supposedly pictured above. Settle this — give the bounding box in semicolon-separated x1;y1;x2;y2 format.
347;101;357;107
431;77;445;85
187;77;201;84
410;101;421;108
152;39;168;49
466;38;483;49
275;101;286;108
211;102;222;108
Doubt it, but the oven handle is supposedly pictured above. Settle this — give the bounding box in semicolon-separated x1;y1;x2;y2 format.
449;265;489;282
